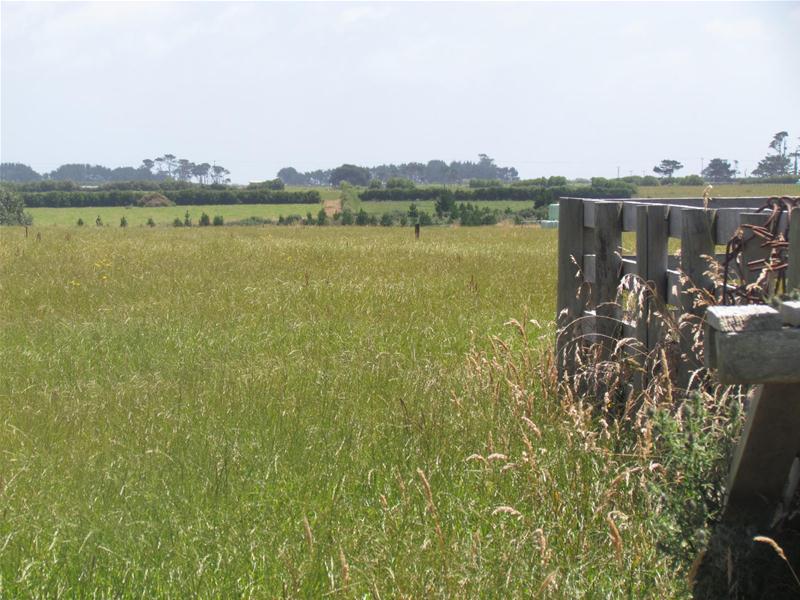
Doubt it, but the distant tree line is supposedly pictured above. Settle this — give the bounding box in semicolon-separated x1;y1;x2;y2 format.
19;189;320;208
653;130;799;183
0;154;233;185
360;178;635;205
278;154;520;186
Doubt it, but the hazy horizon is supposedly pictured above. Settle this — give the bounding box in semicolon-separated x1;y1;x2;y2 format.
2;1;799;183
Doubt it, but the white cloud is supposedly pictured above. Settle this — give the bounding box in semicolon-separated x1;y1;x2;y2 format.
705;17;767;40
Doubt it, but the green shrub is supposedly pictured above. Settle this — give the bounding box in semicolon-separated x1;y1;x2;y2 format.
173;217;183;227
77;218;84;226
340;209;354;225
379;213;394;227
120;216;128;227
183;211;192;227
212;215;224;226
355;209;369;226
19;188;321;208
0;188;33;225
146;217;156;227
316;209;327;226
95;216;103;227
199;212;211;227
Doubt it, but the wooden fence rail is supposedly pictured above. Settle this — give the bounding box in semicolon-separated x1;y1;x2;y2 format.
556;196;797;388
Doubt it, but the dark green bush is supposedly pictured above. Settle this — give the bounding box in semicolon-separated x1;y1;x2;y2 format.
20;188;320;208
199;212;211;226
0;188;33;225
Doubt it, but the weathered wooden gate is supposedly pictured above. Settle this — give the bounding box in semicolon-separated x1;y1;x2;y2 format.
555;194;800;523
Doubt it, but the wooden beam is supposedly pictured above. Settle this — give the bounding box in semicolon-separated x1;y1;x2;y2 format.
709;329;800;384
788;213;800;293
557;198;586;378
723;383;800;524
715;209;745;245
583;254;596;284
706;305;782;333
592;201;623;360
780;300;800;327
740;212;771;285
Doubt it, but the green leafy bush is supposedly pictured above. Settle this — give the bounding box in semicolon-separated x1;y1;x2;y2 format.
0;188;33;225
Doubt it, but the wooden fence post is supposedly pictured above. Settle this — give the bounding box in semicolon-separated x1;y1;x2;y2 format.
723;383;800;523
592;201;622;361
788;212;799;293
679;207;715;389
556;198;585;379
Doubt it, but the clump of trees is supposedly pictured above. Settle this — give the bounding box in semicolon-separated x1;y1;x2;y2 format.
140;155;231;185
753;131;797;178
0;155;233;185
278;154;520;186
653;159;684;180
702;159;737;183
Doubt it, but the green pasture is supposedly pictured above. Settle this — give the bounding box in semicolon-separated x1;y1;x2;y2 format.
0;227;685;597
635;183;799;198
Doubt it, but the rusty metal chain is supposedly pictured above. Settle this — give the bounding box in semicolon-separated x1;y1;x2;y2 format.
722;196;800;305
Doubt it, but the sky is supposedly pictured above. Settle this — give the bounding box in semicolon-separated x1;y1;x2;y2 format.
1;1;799;183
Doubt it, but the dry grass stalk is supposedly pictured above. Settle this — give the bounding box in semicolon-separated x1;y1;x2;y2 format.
606;513;623;563
416;468;445;551
753;536;800;589
338;545;350;588
535;569;558;596
303;515;314;553
491;506;522;518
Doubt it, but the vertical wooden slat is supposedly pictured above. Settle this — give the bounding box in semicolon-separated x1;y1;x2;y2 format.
635;205;650;353
679;207;716;389
739;212;770;285
593;201;623;360
787;212;800;293
556;197;585;378
632;204;669;391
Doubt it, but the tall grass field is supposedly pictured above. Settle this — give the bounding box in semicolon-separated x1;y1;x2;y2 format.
1;227;690;597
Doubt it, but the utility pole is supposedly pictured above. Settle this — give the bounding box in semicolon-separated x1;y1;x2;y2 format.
700;157;704;175
616;166;620;179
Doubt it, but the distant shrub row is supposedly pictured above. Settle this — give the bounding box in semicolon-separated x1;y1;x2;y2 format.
21;188;320;208
5;179;286;192
358;184;635;205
